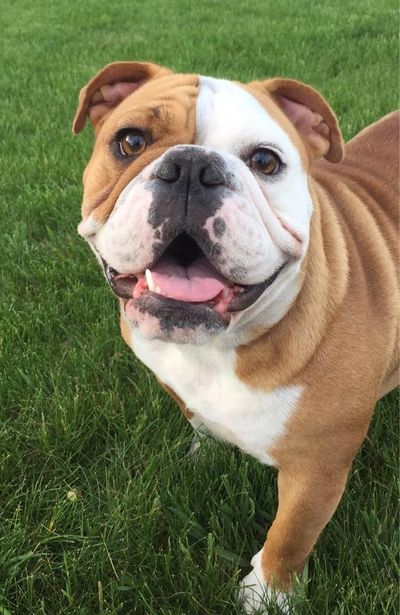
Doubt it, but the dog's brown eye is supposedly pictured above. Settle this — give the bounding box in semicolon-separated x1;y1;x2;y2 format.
250;148;280;175
118;130;147;157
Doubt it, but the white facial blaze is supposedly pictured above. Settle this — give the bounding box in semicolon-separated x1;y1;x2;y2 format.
195;76;313;338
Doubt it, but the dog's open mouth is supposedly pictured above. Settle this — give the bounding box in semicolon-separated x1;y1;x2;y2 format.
101;233;284;319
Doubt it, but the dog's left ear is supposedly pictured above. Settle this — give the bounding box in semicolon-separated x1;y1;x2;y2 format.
250;78;344;162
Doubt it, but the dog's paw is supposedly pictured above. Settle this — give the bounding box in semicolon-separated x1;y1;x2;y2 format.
238;550;290;614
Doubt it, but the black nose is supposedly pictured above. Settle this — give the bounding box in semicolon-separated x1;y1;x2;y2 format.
156;148;225;187
150;147;229;238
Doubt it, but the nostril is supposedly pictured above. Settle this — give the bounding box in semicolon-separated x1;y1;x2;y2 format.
199;165;224;186
156;161;181;183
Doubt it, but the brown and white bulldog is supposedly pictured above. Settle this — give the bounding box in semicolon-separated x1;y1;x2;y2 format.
72;61;399;612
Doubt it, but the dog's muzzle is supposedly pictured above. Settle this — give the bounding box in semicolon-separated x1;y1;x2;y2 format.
148;147;234;242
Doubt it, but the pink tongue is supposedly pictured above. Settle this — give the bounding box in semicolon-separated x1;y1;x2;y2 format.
150;256;228;302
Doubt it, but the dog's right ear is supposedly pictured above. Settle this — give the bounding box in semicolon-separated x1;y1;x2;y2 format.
72;61;171;134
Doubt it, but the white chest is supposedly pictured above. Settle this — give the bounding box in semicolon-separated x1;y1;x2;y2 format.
132;334;302;466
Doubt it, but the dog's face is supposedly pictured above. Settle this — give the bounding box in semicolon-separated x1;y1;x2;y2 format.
74;62;343;344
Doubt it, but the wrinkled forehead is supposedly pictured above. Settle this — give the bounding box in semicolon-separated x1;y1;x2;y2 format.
97;72;199;142
195;76;302;159
98;73;302;160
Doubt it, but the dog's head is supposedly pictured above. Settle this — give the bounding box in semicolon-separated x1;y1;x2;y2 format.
73;61;343;345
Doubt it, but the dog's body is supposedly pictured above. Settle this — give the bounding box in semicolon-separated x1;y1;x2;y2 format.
73;63;399;612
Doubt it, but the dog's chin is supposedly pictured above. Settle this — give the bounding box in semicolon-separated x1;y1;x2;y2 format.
122;294;229;344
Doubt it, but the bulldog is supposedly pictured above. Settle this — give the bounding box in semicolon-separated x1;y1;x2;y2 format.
72;61;399;612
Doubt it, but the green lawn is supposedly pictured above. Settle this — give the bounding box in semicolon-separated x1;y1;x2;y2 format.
0;0;398;613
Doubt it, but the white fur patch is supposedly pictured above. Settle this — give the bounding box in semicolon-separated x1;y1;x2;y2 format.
94;178;157;274
131;330;303;466
239;549;290;614
196;76;312;229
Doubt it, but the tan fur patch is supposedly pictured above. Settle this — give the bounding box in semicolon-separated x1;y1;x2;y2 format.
81;73;199;224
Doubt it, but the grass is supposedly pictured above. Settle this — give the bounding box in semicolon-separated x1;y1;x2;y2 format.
0;0;398;613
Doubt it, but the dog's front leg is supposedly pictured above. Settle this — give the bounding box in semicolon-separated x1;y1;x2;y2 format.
239;463;350;613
